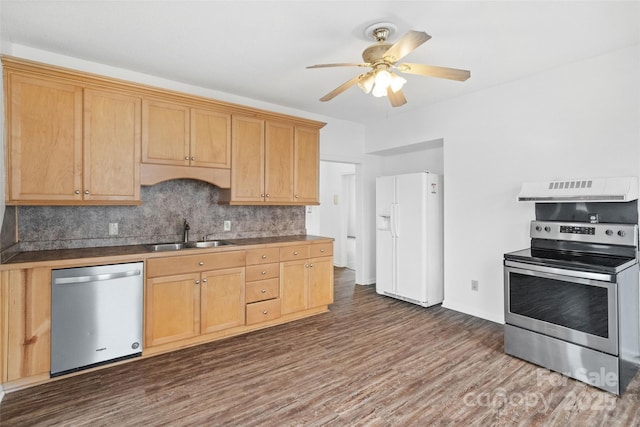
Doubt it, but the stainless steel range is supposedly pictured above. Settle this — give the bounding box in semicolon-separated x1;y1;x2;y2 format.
504;176;640;394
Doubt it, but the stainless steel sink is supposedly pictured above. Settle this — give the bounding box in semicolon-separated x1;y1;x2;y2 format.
147;243;187;252
186;240;233;248
148;240;234;252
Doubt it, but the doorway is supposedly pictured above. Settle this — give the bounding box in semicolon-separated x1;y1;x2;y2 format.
306;161;357;271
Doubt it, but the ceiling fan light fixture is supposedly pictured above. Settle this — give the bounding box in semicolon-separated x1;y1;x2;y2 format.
357;73;375;94
389;73;407;93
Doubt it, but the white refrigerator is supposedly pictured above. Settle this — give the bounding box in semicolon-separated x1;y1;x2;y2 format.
375;172;443;307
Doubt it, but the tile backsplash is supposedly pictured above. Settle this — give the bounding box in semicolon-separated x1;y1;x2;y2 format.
17;179;306;251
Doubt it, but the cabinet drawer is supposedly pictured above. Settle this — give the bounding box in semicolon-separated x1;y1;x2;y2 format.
310;242;333;258
246;298;281;325
245;278;279;303
246;248;280;265
245;263;279;282
280;245;310;261
147;250;246;277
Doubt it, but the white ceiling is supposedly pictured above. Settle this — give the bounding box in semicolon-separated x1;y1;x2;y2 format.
2;1;639;124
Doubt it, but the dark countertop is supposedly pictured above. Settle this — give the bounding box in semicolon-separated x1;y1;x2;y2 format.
1;235;333;268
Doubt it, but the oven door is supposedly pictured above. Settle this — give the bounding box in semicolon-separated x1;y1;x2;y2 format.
504;260;618;355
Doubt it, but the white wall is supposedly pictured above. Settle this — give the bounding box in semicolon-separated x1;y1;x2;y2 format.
366;45;640;323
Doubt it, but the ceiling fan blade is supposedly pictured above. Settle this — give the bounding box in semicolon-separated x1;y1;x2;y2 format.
319;74;362;102
387;87;407;107
307;63;368;69
398;63;470;81
383;30;431;63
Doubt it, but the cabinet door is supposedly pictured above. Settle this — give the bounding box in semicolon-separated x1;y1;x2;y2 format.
145;273;200;347
308;256;334;308
7;73;83;202
3;268;51;382
293;127;320;204
201;267;245;334
264;121;294;203
84;89;141;202
231;116;265;202
142;99;190;166
191;108;231;168
280;259;309;315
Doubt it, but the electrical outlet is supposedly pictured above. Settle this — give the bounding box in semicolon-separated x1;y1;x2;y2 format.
108;223;118;236
223;220;231;231
471;280;479;291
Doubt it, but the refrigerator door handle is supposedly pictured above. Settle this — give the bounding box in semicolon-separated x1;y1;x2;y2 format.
391;203;399;238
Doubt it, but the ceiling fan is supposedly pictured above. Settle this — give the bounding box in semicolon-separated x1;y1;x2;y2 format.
307;23;471;107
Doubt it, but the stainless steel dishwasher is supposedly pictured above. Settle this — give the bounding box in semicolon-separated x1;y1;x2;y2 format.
51;261;144;377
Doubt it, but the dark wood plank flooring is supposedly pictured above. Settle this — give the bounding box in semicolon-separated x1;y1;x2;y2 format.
2;267;640;426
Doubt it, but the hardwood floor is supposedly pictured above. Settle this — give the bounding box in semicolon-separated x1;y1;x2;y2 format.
2;267;640;426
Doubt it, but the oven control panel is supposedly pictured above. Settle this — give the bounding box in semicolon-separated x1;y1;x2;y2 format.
530;221;638;246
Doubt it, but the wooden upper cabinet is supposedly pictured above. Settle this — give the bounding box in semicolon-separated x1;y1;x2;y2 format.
293;126;320;204
6;72;141;205
84;89;141;202
7;73;83;203
228;118;320;205
142;99;231;169
191;108;231;168
141;99;190;166
264;121;294;203
231;116;265;202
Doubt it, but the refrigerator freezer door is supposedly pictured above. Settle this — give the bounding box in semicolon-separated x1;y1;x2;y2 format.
376;175;396;295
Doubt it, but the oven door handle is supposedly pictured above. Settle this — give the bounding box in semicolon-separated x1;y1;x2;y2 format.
504;260;616;282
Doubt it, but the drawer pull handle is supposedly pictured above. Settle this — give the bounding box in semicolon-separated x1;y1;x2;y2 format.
261;289;267;293
262;255;267;259
293;251;298;255
261;271;267;275
263;310;268;315
320;249;325;252
199;262;204;266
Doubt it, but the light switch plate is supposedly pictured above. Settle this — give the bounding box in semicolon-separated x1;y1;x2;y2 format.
223;220;231;231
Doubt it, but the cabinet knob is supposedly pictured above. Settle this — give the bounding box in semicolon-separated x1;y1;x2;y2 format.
309;264;314;267
263;310;268;315
199;261;204;266
74;190;81;195
84;190;90;195
261;255;267;259
266;193;270;198
293;251;298;256
261;271;267;275
320;249;325;253
191;157;195;161
261;193;265;197
202;278;207;283
185;156;189;160
305;264;309;268
261;289;267;293
295;195;299;198
195;280;200;285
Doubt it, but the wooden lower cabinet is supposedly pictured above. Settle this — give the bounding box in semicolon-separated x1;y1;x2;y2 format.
1;268;51;382
244;247;281;325
200;267;245;334
145;258;245;347
280;242;334;315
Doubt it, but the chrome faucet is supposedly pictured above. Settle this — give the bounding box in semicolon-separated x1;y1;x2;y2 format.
182;219;190;242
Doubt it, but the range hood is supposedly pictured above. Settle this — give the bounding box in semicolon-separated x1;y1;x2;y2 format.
518;176;638;203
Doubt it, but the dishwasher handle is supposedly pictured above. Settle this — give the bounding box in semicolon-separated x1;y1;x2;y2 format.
53;268;141;285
